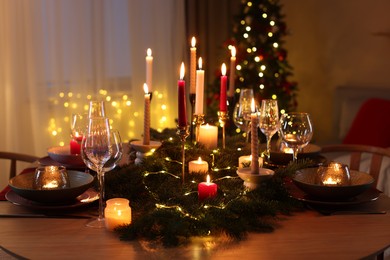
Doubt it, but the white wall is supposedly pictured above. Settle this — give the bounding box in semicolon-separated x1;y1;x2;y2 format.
280;0;390;144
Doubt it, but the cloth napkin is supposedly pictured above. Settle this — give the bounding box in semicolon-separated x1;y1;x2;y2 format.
0;168;35;201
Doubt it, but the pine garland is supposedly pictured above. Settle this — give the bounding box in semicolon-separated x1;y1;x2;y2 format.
105;132;312;247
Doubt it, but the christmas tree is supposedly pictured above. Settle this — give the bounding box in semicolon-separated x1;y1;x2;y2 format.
207;0;298;125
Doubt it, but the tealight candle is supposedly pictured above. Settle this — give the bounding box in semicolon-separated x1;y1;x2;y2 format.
198;175;218;201
238;155;264;169
198;124;218;149
105;198;132;231
317;162;351;186
189;157;209;174
33;166;69;190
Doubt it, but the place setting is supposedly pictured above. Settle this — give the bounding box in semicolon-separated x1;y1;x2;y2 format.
4;101;124;223
286;161;388;215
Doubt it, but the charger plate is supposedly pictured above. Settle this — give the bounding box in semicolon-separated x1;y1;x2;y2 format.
286;181;380;206
5;188;98;211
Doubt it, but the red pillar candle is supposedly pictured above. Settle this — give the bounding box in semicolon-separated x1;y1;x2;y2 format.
219;63;227;112
70;139;81;154
198;175;218;200
178;62;187;127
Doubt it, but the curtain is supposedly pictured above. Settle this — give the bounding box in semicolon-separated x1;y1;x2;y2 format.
0;0;186;186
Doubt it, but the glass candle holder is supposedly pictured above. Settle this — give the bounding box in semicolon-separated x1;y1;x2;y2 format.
33;166;69;190
104;198;132;231
317;162;351;186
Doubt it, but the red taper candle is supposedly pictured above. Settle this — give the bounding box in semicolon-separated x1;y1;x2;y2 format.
219;63;227;112
178;62;187;127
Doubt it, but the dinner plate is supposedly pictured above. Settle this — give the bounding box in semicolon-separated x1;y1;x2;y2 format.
38;156;86;170
286;181;380;206
5;188;98;211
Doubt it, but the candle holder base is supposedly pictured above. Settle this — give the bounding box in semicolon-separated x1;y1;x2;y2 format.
130;140;162;165
193;114;205;143
177;125;190;184
217;111;229;149
236;168;274;190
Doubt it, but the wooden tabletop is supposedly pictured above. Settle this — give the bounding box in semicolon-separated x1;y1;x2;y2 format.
1;194;390;259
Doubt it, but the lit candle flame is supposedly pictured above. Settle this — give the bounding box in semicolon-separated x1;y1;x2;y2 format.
191;37;196;48
198;57;202;70
180;62;185;80
231;46;236;57
206;174;210;183
143;83;148;94
147;48;152;57
221;63;227;76
197;157;203;163
251;98;256;113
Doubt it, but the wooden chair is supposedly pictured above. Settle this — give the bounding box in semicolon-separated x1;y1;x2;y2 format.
321;144;390;188
321;144;390;260
0;152;39;179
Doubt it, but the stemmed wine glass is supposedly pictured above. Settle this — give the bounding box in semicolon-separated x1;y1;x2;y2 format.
81;129;123;173
88;100;106;118
81;117;113;228
259;99;280;159
279;112;313;162
233;88;254;142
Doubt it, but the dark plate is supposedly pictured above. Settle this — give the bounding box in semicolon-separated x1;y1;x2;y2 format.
9;170;94;203
293;168;374;200
5;188;98;210
269;144;322;165
286;181;380;206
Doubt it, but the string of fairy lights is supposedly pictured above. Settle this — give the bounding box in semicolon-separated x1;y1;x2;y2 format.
47;89;171;146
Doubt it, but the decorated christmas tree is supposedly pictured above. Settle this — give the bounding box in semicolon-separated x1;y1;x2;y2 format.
207;0;298;125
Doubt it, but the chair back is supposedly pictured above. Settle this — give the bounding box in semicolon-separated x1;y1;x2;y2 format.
342;98;390;148
321;144;390;187
0;152;39;179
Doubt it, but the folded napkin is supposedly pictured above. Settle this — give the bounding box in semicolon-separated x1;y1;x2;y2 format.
0;168;35;201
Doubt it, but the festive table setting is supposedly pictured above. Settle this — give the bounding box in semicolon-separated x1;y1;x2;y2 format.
2;33;390;259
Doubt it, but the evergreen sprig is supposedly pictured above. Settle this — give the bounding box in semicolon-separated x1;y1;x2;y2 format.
105;136;311;247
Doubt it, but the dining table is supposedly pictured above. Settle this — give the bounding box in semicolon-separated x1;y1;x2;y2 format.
2;144;390;260
1;187;390;259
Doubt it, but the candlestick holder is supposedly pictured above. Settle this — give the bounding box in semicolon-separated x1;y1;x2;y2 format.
177;124;189;184
193;113;205;143
217;111;228;149
189;93;196;142
130;140;162;165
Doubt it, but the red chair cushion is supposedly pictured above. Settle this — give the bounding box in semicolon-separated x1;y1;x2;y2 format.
342;98;390;148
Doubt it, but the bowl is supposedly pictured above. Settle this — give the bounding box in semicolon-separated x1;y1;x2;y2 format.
237;168;275;190
293;168;374;200
9;170;94;203
47;146;85;166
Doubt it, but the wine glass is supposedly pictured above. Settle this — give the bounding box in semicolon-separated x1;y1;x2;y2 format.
81;129;123;173
279;112;313;162
233;88;254;142
81;117;113;228
88;100;106;118
259;99;280;159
